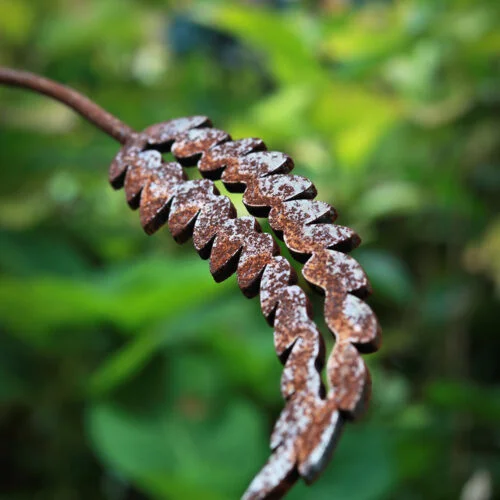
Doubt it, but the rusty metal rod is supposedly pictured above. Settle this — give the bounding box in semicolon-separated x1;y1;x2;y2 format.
0;67;134;144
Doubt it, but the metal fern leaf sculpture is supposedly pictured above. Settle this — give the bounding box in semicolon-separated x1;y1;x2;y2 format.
0;68;381;500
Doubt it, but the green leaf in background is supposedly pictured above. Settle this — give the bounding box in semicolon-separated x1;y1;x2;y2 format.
288;425;396;500
0;229;90;276
88;296;280;400
354;181;425;220
355;249;415;305
194;5;324;86
0;256;232;342
88;376;268;499
0;0;34;45
1;0;500;498
321;5;405;63
38;0;145;58
229;85;314;143
426;380;500;425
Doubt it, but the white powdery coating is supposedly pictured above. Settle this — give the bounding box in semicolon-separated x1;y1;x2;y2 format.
281;336;322;398
243;446;295;500
137;150;162;170
270;404;294;449
300;409;340;476
149;116;208;142
147;163;183;198
111;140;145;177
291;397;314;434
209;216;272;273
260;258;289;294
271;394;321;451
326;250;367;290
300;224;352;242
259;286;270;305
197;195;231;224
342;295;370;333
120;139;146;162
148;181;166;199
239;151;289;176
257;175;312;201
173;179;213;203
193;197;233;249
284;224;353;255
280;340;299;397
282;199;332;225
227;137;264;153
209;137;263;161
113;148;124;164
220;216;255;244
327;343;366;397
240;233;274;263
177;127;227;143
274;286;312;328
259;257;293;318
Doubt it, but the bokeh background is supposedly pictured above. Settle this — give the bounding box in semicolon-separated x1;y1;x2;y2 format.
1;1;499;499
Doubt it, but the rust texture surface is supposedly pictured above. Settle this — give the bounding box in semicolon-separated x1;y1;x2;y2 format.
109;117;381;499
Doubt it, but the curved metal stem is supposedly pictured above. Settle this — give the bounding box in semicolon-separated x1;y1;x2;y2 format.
0;67;135;144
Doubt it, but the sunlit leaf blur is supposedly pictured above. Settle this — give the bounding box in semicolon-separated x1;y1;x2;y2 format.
1;1;499;499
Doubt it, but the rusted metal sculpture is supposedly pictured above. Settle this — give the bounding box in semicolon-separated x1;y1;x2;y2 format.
0;68;381;499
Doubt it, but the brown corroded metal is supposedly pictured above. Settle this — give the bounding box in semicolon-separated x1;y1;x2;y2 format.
110;117;381;499
0;68;381;500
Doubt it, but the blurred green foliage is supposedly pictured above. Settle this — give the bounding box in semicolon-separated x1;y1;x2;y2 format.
1;0;499;499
